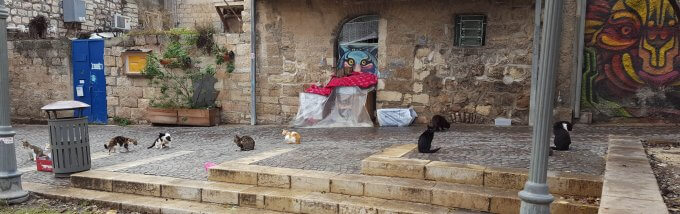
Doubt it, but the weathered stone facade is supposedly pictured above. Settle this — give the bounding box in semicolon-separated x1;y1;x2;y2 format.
8;0;582;125
7;39;72;123
175;0;223;31
102;33;252;124
252;0;578;124
4;0;140;37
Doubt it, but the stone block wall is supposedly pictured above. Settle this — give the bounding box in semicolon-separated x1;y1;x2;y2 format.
8;39;72;123
103;32;251;124
4;0;139;37
253;0;578;125
175;0;225;32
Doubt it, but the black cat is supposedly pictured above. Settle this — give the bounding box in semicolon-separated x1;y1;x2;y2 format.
418;127;441;153
552;121;573;151
429;115;450;131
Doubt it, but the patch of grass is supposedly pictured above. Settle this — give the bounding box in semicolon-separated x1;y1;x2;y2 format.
0;205;67;214
112;116;132;126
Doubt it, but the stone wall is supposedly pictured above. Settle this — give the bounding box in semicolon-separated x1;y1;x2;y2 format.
4;0;139;37
7;39;72;123
103;32;252;124
175;0;225;32
7;0;583;125
253;0;579;125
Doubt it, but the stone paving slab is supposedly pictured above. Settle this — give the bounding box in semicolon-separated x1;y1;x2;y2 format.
11;124;680;186
404;125;680;175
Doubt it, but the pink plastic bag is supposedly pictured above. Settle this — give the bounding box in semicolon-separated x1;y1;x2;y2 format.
204;162;217;172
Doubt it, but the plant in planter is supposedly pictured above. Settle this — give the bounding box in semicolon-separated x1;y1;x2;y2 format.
213;45;235;73
143;51;221;126
161;41;193;69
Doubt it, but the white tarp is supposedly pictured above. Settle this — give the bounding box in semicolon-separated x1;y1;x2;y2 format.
377;108;418;127
291;86;374;128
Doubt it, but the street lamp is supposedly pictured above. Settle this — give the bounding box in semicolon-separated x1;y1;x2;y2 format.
0;0;30;204
519;0;562;213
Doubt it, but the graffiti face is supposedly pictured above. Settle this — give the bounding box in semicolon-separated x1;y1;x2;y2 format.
342;51;376;73
338;45;378;75
584;0;680;119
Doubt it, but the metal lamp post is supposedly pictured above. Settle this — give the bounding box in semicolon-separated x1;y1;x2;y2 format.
519;0;563;213
0;0;30;204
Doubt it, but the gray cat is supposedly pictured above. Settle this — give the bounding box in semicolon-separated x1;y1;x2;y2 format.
234;135;255;151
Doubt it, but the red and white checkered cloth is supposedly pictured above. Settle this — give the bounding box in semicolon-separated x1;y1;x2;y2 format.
305;72;378;96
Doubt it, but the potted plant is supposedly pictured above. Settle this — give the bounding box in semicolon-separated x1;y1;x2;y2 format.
143;49;221;126
213;46;235;73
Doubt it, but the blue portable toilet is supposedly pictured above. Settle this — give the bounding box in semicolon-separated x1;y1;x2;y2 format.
71;39;107;124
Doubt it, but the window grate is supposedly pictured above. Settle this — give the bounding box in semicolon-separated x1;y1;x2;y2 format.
454;15;486;47
339;15;379;45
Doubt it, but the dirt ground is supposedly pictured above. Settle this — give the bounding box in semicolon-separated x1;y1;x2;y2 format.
0;193;134;214
644;139;680;214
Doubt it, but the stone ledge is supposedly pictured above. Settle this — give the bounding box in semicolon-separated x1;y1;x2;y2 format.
360;156;431;179
599;137;669;214
71;169;598;214
23;182;282;214
359;145;603;198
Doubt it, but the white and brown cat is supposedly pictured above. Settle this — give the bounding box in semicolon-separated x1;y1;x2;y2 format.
282;130;301;144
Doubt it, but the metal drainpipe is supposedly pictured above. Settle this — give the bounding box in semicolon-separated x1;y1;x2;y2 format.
572;0;586;118
0;0;30;204
249;0;257;125
519;0;563;213
529;0;542;126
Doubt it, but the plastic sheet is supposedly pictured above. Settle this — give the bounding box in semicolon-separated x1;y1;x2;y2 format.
290;92;329;127
292;86;374;128
377;108;418;127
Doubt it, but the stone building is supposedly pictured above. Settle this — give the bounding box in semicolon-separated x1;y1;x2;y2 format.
7;0;679;125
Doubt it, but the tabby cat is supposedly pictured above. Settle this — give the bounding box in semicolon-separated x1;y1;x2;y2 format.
21;140;46;161
105;136;138;154
234;135;255;151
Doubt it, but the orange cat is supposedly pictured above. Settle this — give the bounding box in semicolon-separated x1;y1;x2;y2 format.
282;130;301;144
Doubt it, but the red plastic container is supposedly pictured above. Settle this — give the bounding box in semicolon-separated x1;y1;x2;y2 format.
36;157;53;172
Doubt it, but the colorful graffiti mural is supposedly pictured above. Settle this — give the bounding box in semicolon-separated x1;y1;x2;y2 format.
583;0;680;119
338;45;379;75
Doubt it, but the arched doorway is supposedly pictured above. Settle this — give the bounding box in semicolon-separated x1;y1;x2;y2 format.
337;15;380;122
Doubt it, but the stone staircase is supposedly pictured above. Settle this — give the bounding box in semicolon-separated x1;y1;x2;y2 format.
55;144;602;214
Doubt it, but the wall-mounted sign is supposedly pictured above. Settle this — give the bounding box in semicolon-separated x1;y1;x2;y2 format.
91;63;103;70
0;137;14;144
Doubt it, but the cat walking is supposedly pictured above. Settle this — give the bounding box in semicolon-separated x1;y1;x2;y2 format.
234;135;255;151
148;133;172;149
105;136;138;154
418;127;441;153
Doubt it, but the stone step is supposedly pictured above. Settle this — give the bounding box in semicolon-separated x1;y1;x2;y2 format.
22;182;282;214
70;170;481;214
361;144;603;198
207;164;598;214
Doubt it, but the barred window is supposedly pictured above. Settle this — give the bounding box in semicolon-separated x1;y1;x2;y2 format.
454;15;486;47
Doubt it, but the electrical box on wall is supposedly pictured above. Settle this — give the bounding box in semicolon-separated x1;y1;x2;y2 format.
63;0;87;23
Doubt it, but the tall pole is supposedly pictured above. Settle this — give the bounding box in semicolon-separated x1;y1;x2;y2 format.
249;0;257;125
529;0;542;126
0;0;29;204
519;0;562;213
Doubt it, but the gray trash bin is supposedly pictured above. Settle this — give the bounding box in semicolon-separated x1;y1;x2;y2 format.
41;101;92;178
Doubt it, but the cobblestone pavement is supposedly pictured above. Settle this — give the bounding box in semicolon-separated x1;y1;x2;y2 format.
11;124;680;186
406;125;680;175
